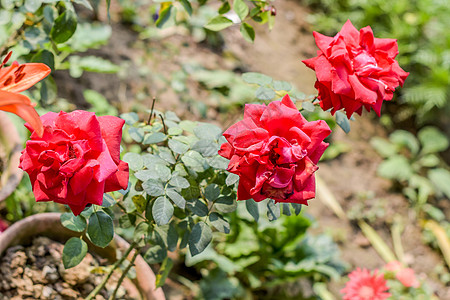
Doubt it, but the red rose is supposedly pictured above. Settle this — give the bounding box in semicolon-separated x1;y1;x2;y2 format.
219;95;331;204
19;110;129;215
303;20;409;118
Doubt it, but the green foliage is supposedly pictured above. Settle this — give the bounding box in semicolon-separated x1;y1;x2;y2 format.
119;110;238;263
62;237;88;269
371;127;450;210
304;0;450;122
188;208;346;298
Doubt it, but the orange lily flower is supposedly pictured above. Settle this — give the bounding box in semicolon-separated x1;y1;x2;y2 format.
0;52;51;137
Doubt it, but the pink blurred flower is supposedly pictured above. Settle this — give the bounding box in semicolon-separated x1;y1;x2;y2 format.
385;260;420;288
341;268;391;300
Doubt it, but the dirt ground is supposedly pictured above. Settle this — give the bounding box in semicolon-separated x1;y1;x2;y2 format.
0;237;131;300
51;0;449;298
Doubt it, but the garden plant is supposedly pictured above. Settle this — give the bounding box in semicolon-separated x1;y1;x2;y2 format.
0;0;449;299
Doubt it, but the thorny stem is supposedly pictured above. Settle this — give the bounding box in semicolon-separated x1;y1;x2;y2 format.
85;241;139;300
147;97;156;125
108;248;140;300
116;201;146;221
159;113;167;134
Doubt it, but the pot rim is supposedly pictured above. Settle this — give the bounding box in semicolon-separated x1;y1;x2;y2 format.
0;212;166;300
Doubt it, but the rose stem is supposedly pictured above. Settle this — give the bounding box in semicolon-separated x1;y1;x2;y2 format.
108;248;140;300
85;240;139;300
148;97;156;124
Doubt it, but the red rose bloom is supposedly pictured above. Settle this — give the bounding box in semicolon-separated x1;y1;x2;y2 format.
341;268;391;300
219;95;331;204
19;110;129;215
303;20;409;118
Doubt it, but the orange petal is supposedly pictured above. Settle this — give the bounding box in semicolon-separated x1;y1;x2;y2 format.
1;63;51;93
0;90;43;137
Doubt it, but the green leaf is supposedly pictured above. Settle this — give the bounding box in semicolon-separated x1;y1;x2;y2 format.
144;245;167;264
207;155;229;169
62;238;88;269
66;23;111;52
291;203;302;215
87;211;114;248
209;212;230;233
193;124;222;140
273;80;292;91
242;72;272;85
133;222;148;242
371;137;398;158
179;0;192;15
181;180;201;200
51;10;77;43
240;22;255;43
225;173;239;186
155;164;172;181
187;199;208;217
233;0;249;20
389;130;419;155
418;126;449;154
129;127;144;143
123;152;143;171
60;213;86;232
377;155;413;181
302;102;315;112
155;257;174;288
255;86;276;100
166;189;186;209
69;56;120;76
31;50;55;71
121;112;139;125
192;139;219;157
159;148;176;164
135;170;158;182
132;195;147;213
418;154;440;168
245;199;259;222
24;0;42;13
189;222;212;256
143;132;167;144
205;184;221;202
169;176;190;189
182;151;207;172
218;1;231;14
143;179;165;197
72;0;93;10
152;197;174;225
155;224;178;251
168;127;182;136
156;4;173;28
168;139;190;154
39;77;57;105
267;199;280;221
214;196;237;213
428;168;450;199
204;16;233;31
119;214;136;228
102;194;116;208
335;111;350;133
281;203;291;216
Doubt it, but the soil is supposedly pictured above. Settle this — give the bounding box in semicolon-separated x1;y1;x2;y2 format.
0;237;132;300
23;0;450;299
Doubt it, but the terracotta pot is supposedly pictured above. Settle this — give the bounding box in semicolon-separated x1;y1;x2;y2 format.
0;213;166;300
0;111;23;202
